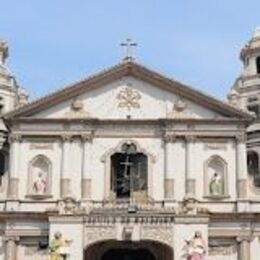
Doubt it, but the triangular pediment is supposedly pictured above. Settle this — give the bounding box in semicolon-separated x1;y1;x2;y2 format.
5;61;252;121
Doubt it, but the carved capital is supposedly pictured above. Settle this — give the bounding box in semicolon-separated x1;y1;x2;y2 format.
236;134;247;143
3;236;19;242
164;134;176;143
81;133;94;143
61;134;73;142
185;135;196;143
236;236;252;243
8;134;22;143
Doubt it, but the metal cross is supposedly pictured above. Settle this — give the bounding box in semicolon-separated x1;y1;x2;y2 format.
120;38;138;61
120;155;135;195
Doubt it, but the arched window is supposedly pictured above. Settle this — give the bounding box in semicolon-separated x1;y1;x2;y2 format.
204;155;228;197
0;151;6;185
28;155;51;197
257;57;260;74
0;152;5;176
110;143;148;201
247;151;260;187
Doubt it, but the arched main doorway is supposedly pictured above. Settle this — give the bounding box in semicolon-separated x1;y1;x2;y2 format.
102;248;155;260
84;240;173;260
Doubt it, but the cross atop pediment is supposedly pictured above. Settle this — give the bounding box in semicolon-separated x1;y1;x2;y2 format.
120;38;138;61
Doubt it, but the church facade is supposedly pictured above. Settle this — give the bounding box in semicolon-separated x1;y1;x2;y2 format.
0;30;260;260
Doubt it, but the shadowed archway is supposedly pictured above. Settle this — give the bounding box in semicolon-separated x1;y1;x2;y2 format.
102;248;155;260
84;240;173;260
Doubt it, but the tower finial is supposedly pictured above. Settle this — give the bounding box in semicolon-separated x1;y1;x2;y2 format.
120;38;138;62
0;39;8;65
253;27;260;39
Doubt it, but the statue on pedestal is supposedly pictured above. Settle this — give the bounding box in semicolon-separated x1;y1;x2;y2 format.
49;232;72;260
183;231;207;260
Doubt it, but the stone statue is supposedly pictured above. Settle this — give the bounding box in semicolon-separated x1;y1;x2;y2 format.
32;172;47;194
49;232;72;260
183;231;207;260
209;172;223;196
58;196;79;215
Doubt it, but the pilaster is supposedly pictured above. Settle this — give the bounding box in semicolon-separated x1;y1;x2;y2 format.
81;133;93;199
7;134;21;199
185;135;196;197
164;134;176;199
236;134;248;199
60;134;73;198
4;236;19;260
237;236;251;260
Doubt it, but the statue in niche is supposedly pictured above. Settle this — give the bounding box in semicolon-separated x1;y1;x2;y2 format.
32;171;47;195
49;232;72;260
209;172;223;196
183;231;207;260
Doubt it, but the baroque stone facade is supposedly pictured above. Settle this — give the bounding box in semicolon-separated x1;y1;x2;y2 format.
0;31;259;260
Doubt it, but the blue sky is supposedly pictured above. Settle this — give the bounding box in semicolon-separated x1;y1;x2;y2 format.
0;1;259;100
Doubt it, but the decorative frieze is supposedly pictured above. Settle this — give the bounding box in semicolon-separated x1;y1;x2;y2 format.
141;226;173;247
30;143;53;150
85;226;116;247
204;143;227;151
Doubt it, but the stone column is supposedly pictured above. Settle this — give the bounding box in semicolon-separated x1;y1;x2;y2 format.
60;135;72;198
236;134;247;199
7;134;21;199
164;134;175;199
4;237;18;260
81;134;93;199
237;236;251;260
185;136;196;197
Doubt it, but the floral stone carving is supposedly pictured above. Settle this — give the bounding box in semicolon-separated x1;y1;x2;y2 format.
117;86;141;111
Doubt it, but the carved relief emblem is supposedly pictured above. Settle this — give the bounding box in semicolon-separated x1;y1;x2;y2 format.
58;196;85;215
65;98;90;118
174;99;187;112
167;98;192;118
117;86;141;111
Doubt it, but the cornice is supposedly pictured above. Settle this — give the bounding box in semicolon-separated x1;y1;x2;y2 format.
6;117;251;125
4;61;252;120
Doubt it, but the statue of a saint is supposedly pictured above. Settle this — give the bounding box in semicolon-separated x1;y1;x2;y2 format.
49;232;71;260
209;172;223;196
183;231;207;260
32;172;47;194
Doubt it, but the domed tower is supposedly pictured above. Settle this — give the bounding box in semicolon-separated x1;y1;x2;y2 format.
229;28;260;191
0;39;28;113
0;39;28;183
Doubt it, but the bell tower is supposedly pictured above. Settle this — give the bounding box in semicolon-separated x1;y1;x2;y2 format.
229;28;260;189
229;28;260;112
0;39;28;115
